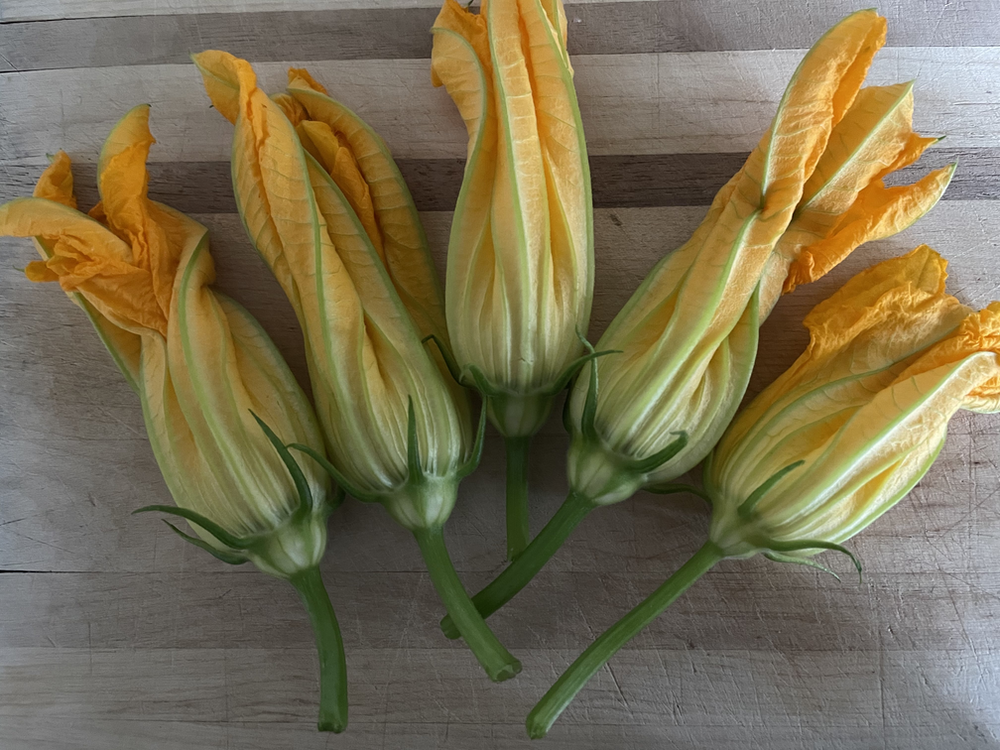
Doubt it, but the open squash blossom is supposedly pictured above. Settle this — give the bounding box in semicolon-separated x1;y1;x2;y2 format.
0;106;348;732
527;245;1000;737
431;0;594;559
193;51;521;682
438;9;954;639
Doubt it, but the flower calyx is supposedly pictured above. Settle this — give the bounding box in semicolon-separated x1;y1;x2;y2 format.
134;413;339;579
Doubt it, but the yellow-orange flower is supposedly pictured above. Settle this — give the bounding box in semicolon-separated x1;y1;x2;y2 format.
0;106;346;730
2;107;332;560
193;51;473;515
707;245;1000;557
194;52;520;682
431;0;593;557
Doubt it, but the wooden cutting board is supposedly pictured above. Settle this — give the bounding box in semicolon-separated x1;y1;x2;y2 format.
2;2;999;748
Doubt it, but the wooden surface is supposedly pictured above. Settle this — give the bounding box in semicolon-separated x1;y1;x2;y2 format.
2;2;1000;748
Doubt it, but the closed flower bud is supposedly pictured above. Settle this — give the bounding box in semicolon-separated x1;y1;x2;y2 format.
565;10;953;507
1;106;347;731
527;246;1000;738
194;52;520;682
431;0;594;557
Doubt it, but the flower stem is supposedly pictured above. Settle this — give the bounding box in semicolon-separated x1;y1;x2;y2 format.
288;566;348;733
413;526;522;682
505;435;532;561
441;491;594;640
526;541;724;738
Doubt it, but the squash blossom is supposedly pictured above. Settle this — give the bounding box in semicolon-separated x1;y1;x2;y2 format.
0;106;348;732
431;0;595;559
527;245;1000;737
193;51;521;681
440;9;955;639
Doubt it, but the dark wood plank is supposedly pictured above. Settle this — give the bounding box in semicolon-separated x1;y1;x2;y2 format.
3;1;1000;72
0;148;992;213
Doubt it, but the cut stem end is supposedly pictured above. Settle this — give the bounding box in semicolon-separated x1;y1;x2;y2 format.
414;526;522;681
526;540;724;737
288;566;349;733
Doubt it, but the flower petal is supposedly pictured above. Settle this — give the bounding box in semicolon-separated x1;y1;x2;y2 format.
33;150;77;208
287;70;452;355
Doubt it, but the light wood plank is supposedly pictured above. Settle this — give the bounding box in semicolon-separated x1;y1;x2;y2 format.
0;564;880;652
10;646;987;749
5;2;1000;71
882;650;1000;748
0;717;901;750
2;49;998;163
1;559;997;654
0;647;886;729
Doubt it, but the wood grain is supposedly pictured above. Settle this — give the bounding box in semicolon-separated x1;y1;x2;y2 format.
6;1;1000;71
3;2;1000;748
3;49;999;165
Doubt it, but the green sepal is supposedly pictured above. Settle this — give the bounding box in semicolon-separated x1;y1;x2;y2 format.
424;330;617;414
624;431;689;475
765;538;862;582
457;399;489;479
579;335;601;444
763;550;840;581
290;443;368;501
421;334;464;387
542;339;621;398
646;482;712;505
330;486;347;513
463;363;505;398
251;411;314;521
132;504;254;550
162;520;249;565
737;460;805;519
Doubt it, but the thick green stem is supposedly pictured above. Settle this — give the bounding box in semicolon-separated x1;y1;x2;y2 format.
288;566;348;733
441;491;594;640
526;541;724;738
413;526;522;682
505;435;532;561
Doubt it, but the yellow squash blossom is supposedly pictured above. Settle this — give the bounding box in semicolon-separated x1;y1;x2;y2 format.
431;0;594;558
0;106;347;731
527;245;1000;736
193;51;520;682
439;9;955;639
